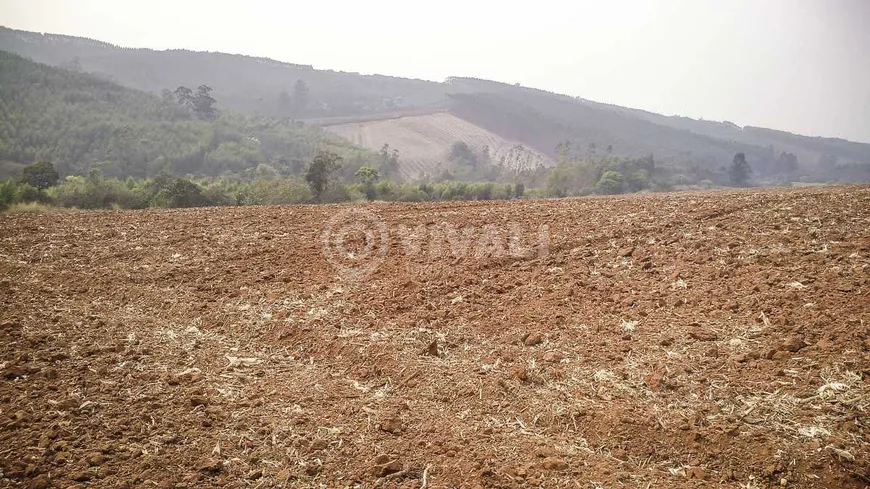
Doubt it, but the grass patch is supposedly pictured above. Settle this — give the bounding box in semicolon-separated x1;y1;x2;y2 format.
4;202;77;214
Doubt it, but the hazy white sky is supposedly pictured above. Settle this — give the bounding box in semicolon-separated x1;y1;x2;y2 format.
2;0;868;142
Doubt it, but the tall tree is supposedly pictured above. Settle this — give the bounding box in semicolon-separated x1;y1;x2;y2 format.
172;85;218;120
173;86;193;107
355;166;380;201
355;166;380;185
555;141;571;163
379;144;401;180
192;85;218;121
292;79;309;116
304;151;342;202
729;152;751;187
21;161;59;190
775;152;799;176
277;90;292;115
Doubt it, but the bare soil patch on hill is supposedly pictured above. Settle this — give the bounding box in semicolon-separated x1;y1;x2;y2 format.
325;112;552;179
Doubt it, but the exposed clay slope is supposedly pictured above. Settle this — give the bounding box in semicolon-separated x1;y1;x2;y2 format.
325;112;553;179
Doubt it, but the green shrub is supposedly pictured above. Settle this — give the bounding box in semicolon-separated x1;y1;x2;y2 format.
596;171;624;195
238;179;312;205
0;180;17;210
48;175;142;209
626;169;650;192
396;188;428;202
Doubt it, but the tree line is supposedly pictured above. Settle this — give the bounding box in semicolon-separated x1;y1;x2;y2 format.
3;147;763;213
1;156;530;212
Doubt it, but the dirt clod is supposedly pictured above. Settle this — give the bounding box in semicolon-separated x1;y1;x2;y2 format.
374;460;403;477
782;336;808;353
423;340;439;357
379;417;403;434
189;396;209;407
195;458;223;473
540;457;568;471
373;454;391;465
542;351;563;363
68;471;91;482
688;467;707;480
508;364;528;381
3;366;26;379
689;330;718;342
644;371;666;391
524;333;543;346
27;475;51;489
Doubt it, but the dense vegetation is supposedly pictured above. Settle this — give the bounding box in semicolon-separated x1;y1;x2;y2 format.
0;51;379;180
0;160;534;212
3;146;768;213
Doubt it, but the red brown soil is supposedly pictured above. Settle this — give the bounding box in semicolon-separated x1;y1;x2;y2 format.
1;186;869;488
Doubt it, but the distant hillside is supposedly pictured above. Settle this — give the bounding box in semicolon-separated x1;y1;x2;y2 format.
0;26;449;120
444;78;870;181
2;25;869;183
0;50;373;179
582;97;870;170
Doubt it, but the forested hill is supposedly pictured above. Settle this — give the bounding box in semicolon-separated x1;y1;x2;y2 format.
0;51;375;180
0;26;449;120
2;26;869;183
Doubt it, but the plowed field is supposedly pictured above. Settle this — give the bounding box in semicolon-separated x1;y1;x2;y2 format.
1;186;869;488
